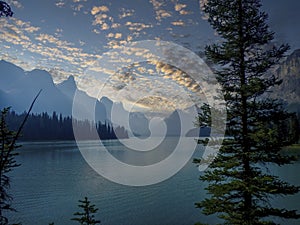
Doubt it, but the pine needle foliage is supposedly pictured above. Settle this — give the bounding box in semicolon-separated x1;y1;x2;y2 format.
195;0;300;224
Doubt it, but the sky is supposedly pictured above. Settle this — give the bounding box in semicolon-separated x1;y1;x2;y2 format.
0;0;300;113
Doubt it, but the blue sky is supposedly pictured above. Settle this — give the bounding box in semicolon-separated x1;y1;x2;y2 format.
0;0;212;77
0;0;299;112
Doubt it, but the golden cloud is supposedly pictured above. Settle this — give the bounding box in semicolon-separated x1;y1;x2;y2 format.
174;3;187;11
171;20;185;26
91;5;109;15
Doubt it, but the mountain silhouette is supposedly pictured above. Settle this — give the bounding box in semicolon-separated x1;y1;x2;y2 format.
2;48;299;138
0;61;150;136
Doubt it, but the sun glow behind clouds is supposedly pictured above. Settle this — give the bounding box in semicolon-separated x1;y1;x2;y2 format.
80;59;199;114
77;40;220;115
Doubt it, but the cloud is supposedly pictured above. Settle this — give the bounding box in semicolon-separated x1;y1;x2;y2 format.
156;9;172;20
55;1;65;8
7;0;22;9
83;58;205;112
35;33;73;47
171;20;185;26
174;3;187;11
150;60;204;94
111;23;121;29
114;33;122;39
24;26;40;33
119;8;135;19
0;18;37;44
106;33;114;38
106;40;127;49
0;0;213;111
118;76;196;112
101;23;110;30
92;28;100;34
73;4;84;12
0;17;104;83
125;21;152;32
92;13;109;25
149;0;173;21
199;0;209;19
87;1;196;51
91;5;109;15
179;10;192;15
90;5;115;32
8;18;40;33
132;96;177;112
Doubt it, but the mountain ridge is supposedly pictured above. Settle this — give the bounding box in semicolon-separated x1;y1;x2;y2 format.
0;62;151;136
1;47;300;137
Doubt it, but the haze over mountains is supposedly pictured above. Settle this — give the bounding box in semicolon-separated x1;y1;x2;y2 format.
1;48;299;137
0;60;150;136
0;60;199;137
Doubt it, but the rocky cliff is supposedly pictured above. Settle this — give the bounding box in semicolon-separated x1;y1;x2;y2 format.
271;49;300;105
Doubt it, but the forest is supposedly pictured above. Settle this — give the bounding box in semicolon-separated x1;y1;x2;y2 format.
5;110;128;141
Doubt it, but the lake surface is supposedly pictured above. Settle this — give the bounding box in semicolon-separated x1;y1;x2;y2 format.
6;139;300;225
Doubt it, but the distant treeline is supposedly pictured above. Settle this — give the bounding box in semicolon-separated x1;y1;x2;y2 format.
5;110;128;141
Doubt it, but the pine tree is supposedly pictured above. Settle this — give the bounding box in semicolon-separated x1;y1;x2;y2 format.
0;91;40;224
71;197;100;225
0;1;13;17
0;108;20;225
195;0;300;224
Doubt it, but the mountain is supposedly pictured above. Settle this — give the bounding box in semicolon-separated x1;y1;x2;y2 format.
271;49;300;109
0;89;8;107
2;48;300;138
164;106;201;137
56;75;77;99
0;60;25;91
56;75;107;123
100;98;150;137
0;60;200;138
100;96;113;120
0;60;148;135
0;62;72;115
128;112;150;137
0;61;109;123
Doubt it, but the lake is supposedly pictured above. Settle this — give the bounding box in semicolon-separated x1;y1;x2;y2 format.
6;139;300;225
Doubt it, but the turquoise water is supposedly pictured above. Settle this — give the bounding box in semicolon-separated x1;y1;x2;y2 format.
6;140;300;225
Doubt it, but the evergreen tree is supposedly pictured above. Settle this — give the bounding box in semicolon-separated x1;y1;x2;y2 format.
71;197;100;225
288;113;299;144
0;1;13;17
195;0;300;224
5;111;128;141
0;91;40;224
0;108;20;225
